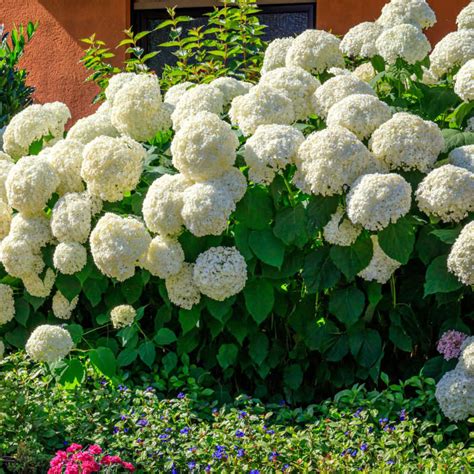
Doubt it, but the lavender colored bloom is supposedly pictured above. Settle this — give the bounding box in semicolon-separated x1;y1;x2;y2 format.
177;392;185;399
351;449;358;457
124;428;129;433
188;461;196;470
213;445;227;460
249;471;260;474
237;448;245;458
283;465;290;472
387;460;395;465
235;430;245;438
118;384;128;392
137;438;143;443
120;414;127;421
159;434;170;441
399;409;407;421
212;408;218;414
437;330;468;361
63;441;68;446
180;427;190;435
353;407;363;418
361;443;368;451
145;386;154;392
112;426;119;434
239;411;248;419
268;451;279;461
344;431;350;436
368;427;374;433
266;429;275;435
100;379;107;386
205;465;211;472
137;419;149;427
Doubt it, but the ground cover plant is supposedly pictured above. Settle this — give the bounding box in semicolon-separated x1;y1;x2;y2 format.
0;0;473;427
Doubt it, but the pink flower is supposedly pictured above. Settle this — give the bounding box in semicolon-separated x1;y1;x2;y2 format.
81;460;100;474
87;445;103;455
100;455;123;465
121;461;135;472
437;330;468;360
47;467;63;474
65;462;80;474
66;443;83;453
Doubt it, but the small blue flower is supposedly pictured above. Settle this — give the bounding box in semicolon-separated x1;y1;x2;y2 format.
180;427;190;435
237;448;245;458
100;379;107;386
239;411;248;419
399;409;407;421
344;431;350;436
188;461;196;470
353;407;363;418
159;434;170;441
387;459;395;465
177;392;185;399
118;384;128;392
112;426;119;434
212;408;218;414
124;428;129;433
145;386;154;392
268;451;279;461
361;443;368;452
282;465;290;472
235;430;245;438
137;419;148;427
249;471;260;474
266;429;275;435
63;441;68;446
137;438;143;443
351;449;358;457
120;414;127;420
368;427;374;433
205;465;211;472
379;417;389;425
279;400;286;406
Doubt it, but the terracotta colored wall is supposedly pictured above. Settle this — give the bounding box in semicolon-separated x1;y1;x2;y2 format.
316;0;470;44
0;0;130;123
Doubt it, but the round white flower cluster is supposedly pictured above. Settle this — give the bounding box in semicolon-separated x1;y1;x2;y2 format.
52;291;79;320
10;214;52;249
358;235;402;284
262;37;294;73
23;268;56;298
229;85;295;136
163;82;194;108
25;324;73;363
323;206;361;247
293;126;381;196
448;221;474;286
0;284;15;325
211;77;252;105
243;124;304;184
142;236;185;279
66;109;119;145
53;242;88;275
449;145;474;173
90;213;151;281
454;59;474;102
377;0;436;29
285;30;344;74
0;126;6;152
81;135;146;202
326;94;392;140
340;22;384;59
3;102;71;159
353;63;377;83
376;24;431;65
259;66;320;120
165;262;201;310
110;305;136;329
347;173;412;231
105;72;136;105
0;158;14;203
415;165;474;223
458;340;474;376
370;112;444;172
193;246;247;301
435;368;474;421
0;201;11;240
312;75;376;118
457;2;474;30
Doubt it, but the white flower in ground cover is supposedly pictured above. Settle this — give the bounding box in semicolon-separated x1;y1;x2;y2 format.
262;37;294;73
211;77;253;105
447;221;474;286
323;206;361;247
142;173;192;237
454;59;474;102
293;126;382;196
259;66;320;120
377;0;436;29
0;284;15;325
353;62;376;82
171;112;238;182
369;112;444;172
81;135;146;202
26;324;73;363
66;110;119;145
358;235;401;284
52;291;78;320
415;165;474;223
6;156;59;216
110;305;136;329
90;213;151;282
285;30;344;74
312;75;376;118
9;214;52;250
163;82;194;108
326;94;392;140
449;145;474;173
376;24;431;65
3;102;71;159
244;124;304;185
165;263;201;310
457;2;474;30
193;246;247;301
347;173;412;231
22;268;56;298
229;85;295;136
435;369;474;421
53;242;87;275
142;236;185;279
340;22;384;59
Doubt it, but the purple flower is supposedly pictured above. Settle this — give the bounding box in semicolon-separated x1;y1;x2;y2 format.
399;409;407;421
159;434;170;441
353;407;363;418
279;400;286;406
137;438;143;443
351;449;358;457
212;408;218;414
283;465;290;472
250;471;260;474
268;451;279;462
205;465;211;472
63;441;68;446
112;426;119;434
137;419;148;427
118;384;128;392
437;330;468;361
387;460;395;465
100;380;107;386
177;392;185;399
124;428;129;433
213;446;227;460
145;386;154;392
361;443;368;452
188;461;196;470
235;430;245;438
237;448;245;458
266;429;275;435
180;427;190;435
239;411;248;419
120;414;127;421
344;431;350;436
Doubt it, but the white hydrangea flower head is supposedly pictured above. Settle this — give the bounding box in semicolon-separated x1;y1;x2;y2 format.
229;85;295;136
435;369;474;421
171;84;225;131
353;62;377;82
51;192;92;243
328;67;352;76
429;30;474;78
323;206;362;247
454;59;474;102
293;126;382;196
165;262;201;310
3;102;71;159
142;173;192;236
171;112;238;182
0;151;12;161
82;190;103;217
458;341;474;376
0;201;11;240
312;75;376;118
52;291;78;320
418;66;438;85
81;135;146;202
163;82;194;108
110;305;136;329
376;24;431;65
449;145;474;173
448;221;474;286
358;235;401;284
66;110;119;145
204;168;247;204
53;242;87;275
111;74;172;141
22;268;56;298
347;173;412;231
9;214;52;250
0;284;15;325
181;183;235;237
0;126;6;152
415;164;474;223
193;246;247;301
6;156;59;216
340;22;384;58
466;116;474;132
211;77;253;105
262;37;294;73
142;235;185;279
377;0;436;29
0;159;14;204
105;72;136;105
259;66;321;120
45;139;85;196
26;324;73;363
90;213;151;282
243;124;304;184
370;112;444;172
326;94;392;140
457;2;474;30
285;29;344;74
0;235;44;279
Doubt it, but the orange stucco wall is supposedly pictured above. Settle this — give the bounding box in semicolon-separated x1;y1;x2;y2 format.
0;0;130;123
